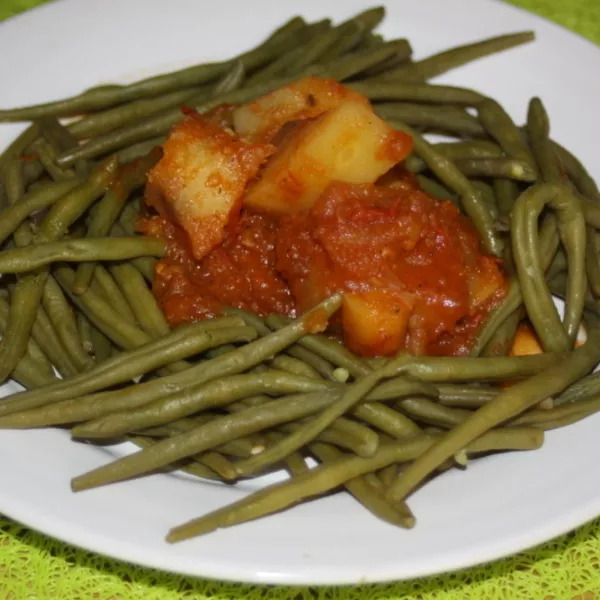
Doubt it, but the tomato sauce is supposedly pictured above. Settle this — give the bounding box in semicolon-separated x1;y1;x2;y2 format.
141;175;505;357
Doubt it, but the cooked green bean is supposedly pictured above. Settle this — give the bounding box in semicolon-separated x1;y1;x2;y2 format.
433;140;503;161
42;275;94;372
33;295;342;428
280;417;380;458
73;150;161;293
265;314;370;377
378;31;534;82
377;103;486;137
310;442;415;528
326;39;412;81
71;371;329;438
511;183;586;350
553;140;600;202
387;120;502;256
415;174;456;202
0;321;253;423
0;237;165;273
510;396;600;427
526;97;563;184
269;354;321;380
350;81;484;105
88;264;137;323
71;389;344;490
453;158;537;181
554;371;600;406
0;178;82;246
108;263;170;338
396;397;472;428
436;383;500;408
167;434;439;541
493;178;520;216
386;315;600;503
585;226;600;297
478;97;536;170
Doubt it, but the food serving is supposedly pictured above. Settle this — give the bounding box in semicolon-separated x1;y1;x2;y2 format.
0;5;599;547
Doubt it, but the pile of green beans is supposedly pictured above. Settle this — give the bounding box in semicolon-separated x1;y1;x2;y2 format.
0;7;599;545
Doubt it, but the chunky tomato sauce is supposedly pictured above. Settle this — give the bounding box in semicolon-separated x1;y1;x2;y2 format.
140;173;506;357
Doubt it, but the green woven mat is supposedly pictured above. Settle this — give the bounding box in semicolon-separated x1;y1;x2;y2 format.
1;1;600;598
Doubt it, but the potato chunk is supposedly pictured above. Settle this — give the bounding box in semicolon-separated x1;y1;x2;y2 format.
342;291;414;357
232;77;356;144
243;98;413;215
146;112;273;259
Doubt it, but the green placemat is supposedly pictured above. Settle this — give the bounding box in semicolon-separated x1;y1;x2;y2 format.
1;1;599;598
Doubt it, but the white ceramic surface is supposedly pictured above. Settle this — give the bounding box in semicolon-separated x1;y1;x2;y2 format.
0;0;599;585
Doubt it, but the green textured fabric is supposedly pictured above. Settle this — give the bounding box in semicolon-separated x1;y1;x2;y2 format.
0;1;599;598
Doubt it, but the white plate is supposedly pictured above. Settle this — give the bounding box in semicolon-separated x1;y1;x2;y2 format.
1;0;599;586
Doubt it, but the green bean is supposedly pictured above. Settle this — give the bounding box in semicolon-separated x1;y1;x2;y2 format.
493;178;520;217
73;150;161;293
350;81;484;105
241;20;333;85
0;17;309;122
0;298;55;383
20;295;342;426
42;275;94;372
0;237;165;273
395;397;470;428
481;308;521;358
0;270;49;384
4;158;25;203
0;310;57;389
89;264;137;323
265;314;370;377
387;120;502;256
116;136;167;165
454;158;537;181
471;179;499;220
232;358;418;478
269;354;321;380
0;321;253;423
31;139;75;182
319;21;365;62
378;31;534;82
71;389;344;491
352;402;421;438
69;87;206;139
385;315;600;503
107;263;168;336
585;226;600;297
554;371;600;406
326;39;413;81
71;370;329;438
0;179;83;246
526;97;564;184
436;383;500;408
88;319;113;364
511;183;586;350
465;427;544;453
167;434;437;541
553;140;600;202
129;435;224;481
0;124;40;175
433;140;503;161
415;175;456;203
378;352;563;383
510;396;600;427
55;266;170;352
477;98;536;170
309;442;415;528
377;103;486;138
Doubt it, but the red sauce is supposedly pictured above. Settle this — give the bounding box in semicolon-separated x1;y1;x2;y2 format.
141;177;506;357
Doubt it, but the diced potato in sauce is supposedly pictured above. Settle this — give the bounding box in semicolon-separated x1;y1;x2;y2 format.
243;97;413;214
145;112;273;260
232;77;358;144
